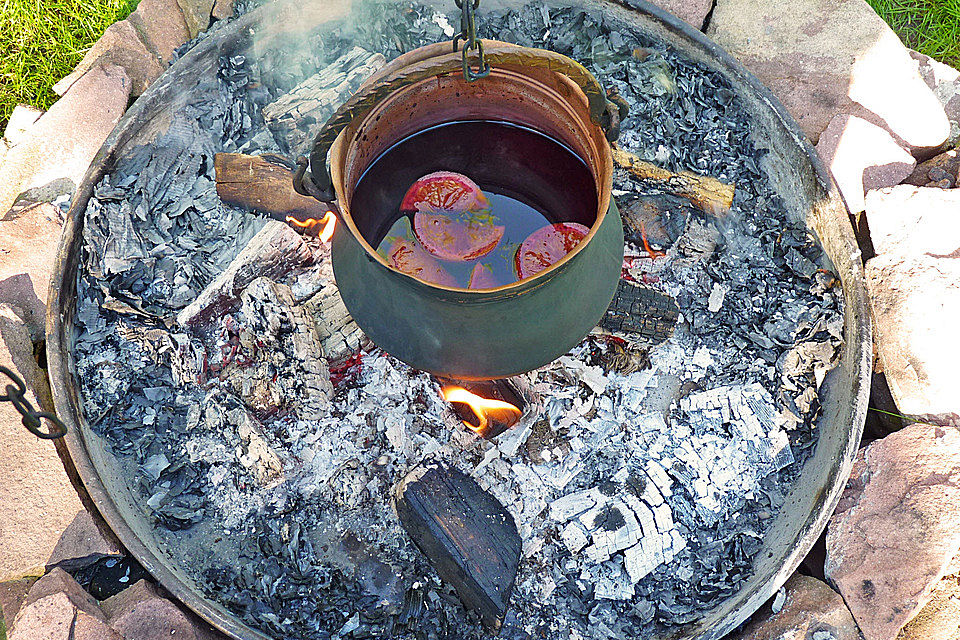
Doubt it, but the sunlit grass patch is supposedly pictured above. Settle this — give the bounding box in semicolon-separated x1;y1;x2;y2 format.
0;0;139;128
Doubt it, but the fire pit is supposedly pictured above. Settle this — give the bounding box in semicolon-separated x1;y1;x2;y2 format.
45;1;870;639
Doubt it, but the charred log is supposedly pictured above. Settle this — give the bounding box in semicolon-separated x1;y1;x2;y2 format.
598;280;679;346
393;464;521;632
262;46;387;157
176;220;315;327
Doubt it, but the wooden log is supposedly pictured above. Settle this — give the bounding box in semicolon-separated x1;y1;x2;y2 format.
262;46;387;157
214;152;333;222
176;220;315;327
611;145;735;214
393;464;521;632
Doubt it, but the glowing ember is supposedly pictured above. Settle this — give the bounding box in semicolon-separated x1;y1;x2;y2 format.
286;211;337;242
441;385;522;436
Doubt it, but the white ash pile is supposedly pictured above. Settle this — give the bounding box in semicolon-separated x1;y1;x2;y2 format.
72;1;843;639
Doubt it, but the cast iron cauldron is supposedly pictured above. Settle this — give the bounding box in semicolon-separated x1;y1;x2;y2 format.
294;40;624;380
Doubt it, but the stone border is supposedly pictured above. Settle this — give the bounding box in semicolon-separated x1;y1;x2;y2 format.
2;0;959;639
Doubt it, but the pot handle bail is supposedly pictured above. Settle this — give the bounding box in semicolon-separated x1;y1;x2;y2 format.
294;41;623;206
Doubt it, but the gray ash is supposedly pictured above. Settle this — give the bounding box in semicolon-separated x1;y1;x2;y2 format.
72;2;843;639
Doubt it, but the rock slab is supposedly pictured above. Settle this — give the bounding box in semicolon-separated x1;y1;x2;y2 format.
0;64;131;217
912;50;960;147
826;423;960;640
864;186;960;258
898;553;960;640
10;568;120;640
177;0;216;38
100;580;225;640
46;510;123;572
0;305;83;582
862;185;960;425
816;115;915;215
647;0;713;29
53;20;164;97
0;578;38;632
0;202;65;338
706;0;949;152
730;574;861;640
3;106;43;147
865;254;960;426
127;0;191;65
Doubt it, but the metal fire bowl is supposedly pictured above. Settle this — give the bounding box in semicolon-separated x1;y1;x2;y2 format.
46;1;870;639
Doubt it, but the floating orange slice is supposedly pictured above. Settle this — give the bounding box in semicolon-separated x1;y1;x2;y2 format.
400;171;490;213
468;263;499;289
515;223;590;279
413;212;505;262
386;238;456;287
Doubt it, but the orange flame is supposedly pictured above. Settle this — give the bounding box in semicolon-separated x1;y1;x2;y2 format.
640;221;666;259
441;385;522;433
286;211;337;242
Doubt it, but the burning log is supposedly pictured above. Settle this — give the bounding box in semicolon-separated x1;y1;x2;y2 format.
262;46;387;157
439;379;525;439
177;220;365;366
611;145;735;214
393;464;521;633
235;277;334;415
214;152;335;224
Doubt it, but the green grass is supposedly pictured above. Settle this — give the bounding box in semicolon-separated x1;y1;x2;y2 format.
0;0;139;129
868;0;960;68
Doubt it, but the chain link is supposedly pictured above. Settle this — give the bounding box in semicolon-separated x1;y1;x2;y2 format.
452;0;490;82
0;365;67;440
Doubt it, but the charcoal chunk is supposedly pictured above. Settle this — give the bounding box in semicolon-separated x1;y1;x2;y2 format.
393;464;521;632
600;280;679;344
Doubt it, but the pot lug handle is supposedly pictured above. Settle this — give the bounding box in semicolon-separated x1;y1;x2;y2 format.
293;157;338;208
298;41;624;206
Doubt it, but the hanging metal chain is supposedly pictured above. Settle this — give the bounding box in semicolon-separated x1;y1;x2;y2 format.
0;365;67;440
452;0;490;82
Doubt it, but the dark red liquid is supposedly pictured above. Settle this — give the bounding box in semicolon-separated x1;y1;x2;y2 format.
350;120;598;288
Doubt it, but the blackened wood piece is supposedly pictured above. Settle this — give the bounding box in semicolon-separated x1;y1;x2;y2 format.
600;280;679;344
393;464;521;632
214;152;333;223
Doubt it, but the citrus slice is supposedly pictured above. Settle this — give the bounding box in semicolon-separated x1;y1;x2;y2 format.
400;171;490;213
468;263;499;289
386;238;456;287
413;212;505;262
515;222;591;279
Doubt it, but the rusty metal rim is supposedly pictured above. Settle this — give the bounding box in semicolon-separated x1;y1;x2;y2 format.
44;1;870;639
45;6;274;639
609;1;870;639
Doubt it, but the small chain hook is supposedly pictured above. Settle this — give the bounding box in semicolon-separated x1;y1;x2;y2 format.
0;365;67;440
452;0;490;82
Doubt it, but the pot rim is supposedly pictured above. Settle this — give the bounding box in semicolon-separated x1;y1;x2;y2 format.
328;44;614;295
